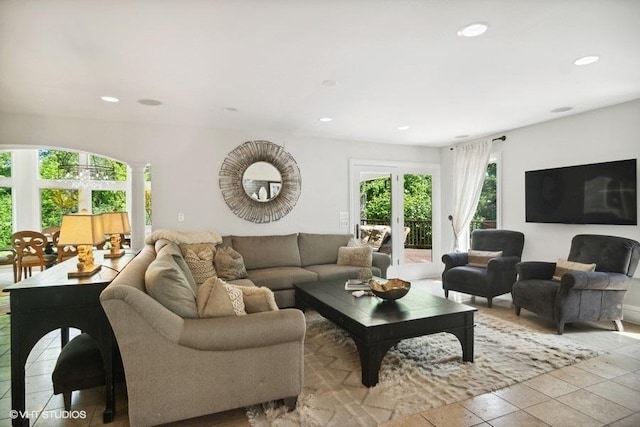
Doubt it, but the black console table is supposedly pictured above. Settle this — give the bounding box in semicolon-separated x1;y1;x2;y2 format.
4;251;136;427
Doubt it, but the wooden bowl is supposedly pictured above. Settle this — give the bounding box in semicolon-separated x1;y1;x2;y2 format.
368;278;411;300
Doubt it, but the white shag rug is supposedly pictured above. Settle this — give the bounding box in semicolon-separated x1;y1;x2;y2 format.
247;310;601;426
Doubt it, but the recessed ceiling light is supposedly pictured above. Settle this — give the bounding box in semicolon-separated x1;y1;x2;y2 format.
397;125;410;131
319;117;333;122
574;55;599;66
457;23;488;38
322;80;337;86
222;107;238;112
455;135;469;139
138;99;162;106
100;96;119;103
551;106;573;113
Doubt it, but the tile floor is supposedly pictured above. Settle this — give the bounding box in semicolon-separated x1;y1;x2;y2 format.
0;267;639;427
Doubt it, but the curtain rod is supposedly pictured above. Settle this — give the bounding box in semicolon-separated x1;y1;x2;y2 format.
449;135;506;150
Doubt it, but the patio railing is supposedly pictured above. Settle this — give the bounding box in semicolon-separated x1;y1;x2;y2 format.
361;218;497;249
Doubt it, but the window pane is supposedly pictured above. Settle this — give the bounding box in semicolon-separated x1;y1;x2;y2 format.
41;189;79;228
0;187;12;247
91;155;127;181
472;162;497;232
40;150;78;180
145;164;152;225
92;190;126;213
0;152;11;178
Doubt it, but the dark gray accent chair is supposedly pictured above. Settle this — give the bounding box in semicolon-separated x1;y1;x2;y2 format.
512;234;640;334
442;229;525;308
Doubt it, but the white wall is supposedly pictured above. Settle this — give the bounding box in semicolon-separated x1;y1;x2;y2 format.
0;112;439;238
440;99;640;321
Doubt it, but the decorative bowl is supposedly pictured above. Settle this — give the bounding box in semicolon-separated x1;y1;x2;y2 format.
368;278;411;300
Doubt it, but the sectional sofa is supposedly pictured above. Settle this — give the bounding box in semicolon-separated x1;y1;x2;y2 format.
99;230;390;425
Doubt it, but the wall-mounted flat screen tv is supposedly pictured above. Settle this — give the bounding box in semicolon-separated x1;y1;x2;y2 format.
525;159;637;225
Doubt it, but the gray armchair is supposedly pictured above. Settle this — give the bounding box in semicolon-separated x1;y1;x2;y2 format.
512;234;640;334
442;229;525;308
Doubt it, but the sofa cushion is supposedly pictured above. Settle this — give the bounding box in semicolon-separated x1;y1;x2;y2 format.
214;246;248;280
232;234;301;270
298;233;352;266
468;250;503;268
182;246;217;284
197;277;247;317
145;253;198;318
247;267;317;291
337;246;373;267
553;259;596;281
240;286;279;313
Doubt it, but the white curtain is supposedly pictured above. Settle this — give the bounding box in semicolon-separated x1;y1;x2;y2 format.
450;139;493;251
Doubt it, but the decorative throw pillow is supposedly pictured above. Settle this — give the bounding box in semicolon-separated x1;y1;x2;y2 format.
239;286;279;313
214;246;248;280
145;254;198;318
468;250;503;268
196;277;247;317
553;259;596;281
337;246;373;267
183;247;217;284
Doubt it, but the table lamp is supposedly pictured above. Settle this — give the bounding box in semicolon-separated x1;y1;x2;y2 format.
101;211;131;258
58;210;105;278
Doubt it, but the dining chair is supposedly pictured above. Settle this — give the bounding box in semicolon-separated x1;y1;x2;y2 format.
11;230;58;281
0;248;18;283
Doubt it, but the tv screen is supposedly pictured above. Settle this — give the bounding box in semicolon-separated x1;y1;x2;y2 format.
525;159;637;225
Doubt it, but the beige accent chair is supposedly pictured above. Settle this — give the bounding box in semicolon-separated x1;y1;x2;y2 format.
100;243;306;426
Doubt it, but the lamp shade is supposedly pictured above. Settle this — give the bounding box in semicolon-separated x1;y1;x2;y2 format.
58;212;106;246
101;212;131;235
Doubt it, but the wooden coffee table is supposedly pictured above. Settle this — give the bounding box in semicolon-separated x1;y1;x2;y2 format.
294;279;477;387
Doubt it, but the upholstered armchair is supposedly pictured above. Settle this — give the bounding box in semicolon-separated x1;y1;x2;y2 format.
442;229;525;308
512;234;640;334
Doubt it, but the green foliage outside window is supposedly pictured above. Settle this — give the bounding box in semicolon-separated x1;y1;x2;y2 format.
360;174;432;221
92;190;126;213
0;187;12;247
473;162;497;226
41;189;79;228
0;152;11;177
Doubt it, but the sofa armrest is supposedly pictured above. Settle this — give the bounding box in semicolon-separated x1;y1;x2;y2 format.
101;284;185;344
442;252;468;271
560;271;631;291
516;261;556;280
179;308;306;351
372;252;391;278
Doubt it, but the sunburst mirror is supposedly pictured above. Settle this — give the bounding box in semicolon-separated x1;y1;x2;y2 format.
219;140;302;223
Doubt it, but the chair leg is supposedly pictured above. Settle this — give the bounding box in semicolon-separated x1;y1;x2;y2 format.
63;391;72;411
613;320;624;332
487;298;492;308
514;306;521;316
557;321;565;335
444;289;449;299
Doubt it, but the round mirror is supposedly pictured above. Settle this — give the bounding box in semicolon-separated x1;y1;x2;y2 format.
219;140;301;223
242;161;282;202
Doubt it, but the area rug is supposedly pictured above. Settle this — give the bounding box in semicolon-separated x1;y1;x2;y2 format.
247;310;602;426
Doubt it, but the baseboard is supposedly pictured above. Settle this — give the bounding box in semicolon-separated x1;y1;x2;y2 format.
623;304;640;325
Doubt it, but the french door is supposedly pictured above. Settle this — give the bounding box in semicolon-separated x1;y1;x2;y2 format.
350;160;441;279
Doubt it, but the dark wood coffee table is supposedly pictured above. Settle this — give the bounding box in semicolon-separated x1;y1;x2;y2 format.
294;279;477;387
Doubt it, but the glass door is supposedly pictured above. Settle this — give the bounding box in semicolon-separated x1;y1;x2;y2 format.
350;161;440;279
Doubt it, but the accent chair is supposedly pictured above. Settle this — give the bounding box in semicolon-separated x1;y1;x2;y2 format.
442;229;525;308
512;234;640;334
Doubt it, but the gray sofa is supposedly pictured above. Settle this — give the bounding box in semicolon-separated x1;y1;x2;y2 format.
99;231;389;426
221;232;391;307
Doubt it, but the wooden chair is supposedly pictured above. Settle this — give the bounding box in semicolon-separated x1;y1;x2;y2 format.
11;231;58;281
0;248;18;283
57;244;78;264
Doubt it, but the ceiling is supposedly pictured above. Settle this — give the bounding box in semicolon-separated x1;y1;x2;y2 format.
1;1;639;147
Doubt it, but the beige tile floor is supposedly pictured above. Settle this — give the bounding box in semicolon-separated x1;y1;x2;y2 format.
0;267;639;427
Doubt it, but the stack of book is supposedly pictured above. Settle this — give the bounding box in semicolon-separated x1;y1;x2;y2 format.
344;279;371;291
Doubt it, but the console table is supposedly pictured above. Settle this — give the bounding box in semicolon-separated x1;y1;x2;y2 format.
4;251;136;427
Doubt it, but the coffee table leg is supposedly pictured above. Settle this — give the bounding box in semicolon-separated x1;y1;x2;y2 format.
352;338;398;387
448;313;475;362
